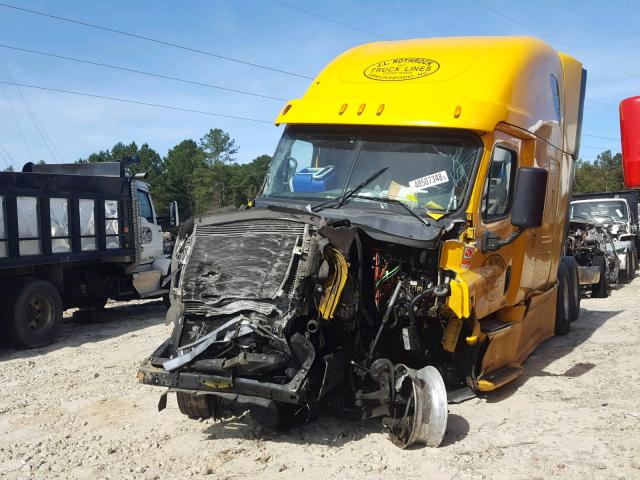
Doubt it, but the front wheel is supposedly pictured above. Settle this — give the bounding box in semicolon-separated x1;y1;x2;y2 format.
4;279;63;348
561;257;580;322
176;392;219;420
554;262;571;336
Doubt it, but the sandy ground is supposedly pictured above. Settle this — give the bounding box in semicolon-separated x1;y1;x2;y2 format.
1;281;640;480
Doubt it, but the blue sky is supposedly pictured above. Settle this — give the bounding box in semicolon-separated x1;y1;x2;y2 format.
0;0;638;170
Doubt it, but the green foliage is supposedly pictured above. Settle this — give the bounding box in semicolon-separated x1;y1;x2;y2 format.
574;150;624;194
3;165;15;172
157;139;206;219
199;128;239;165
77;130;271;220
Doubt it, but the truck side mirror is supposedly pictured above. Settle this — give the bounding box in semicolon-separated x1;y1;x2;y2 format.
170;201;180;227
620;96;640;188
511;167;548;229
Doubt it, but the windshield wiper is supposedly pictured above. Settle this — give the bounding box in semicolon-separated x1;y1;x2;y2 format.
311;167;388;213
349;194;442;229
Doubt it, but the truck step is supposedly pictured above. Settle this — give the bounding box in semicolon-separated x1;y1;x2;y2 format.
480;319;513;336
477;365;524;392
447;386;476;404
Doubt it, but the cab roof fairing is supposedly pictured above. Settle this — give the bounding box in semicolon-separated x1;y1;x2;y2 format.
275;36;584;153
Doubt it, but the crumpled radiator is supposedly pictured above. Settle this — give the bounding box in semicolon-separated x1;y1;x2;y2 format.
181;219;306;317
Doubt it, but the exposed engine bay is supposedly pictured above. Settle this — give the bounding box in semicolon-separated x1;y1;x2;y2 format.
138;208;475;448
566;219;620;295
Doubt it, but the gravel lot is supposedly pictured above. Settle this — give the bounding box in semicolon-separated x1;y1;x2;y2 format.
2;281;640;480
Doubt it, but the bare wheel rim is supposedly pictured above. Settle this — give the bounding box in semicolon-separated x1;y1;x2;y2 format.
25;294;54;332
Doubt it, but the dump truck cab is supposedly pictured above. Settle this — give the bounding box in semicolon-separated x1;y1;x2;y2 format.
139;36;586;448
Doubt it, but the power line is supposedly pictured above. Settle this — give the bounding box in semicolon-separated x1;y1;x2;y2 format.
470;0;639;80
0;81;273;124
586;98;617;108
0;44;288;102
582;133;620;142
0;53;60;163
581;144;620;150
0;82;34;162
0;2;312;80
0;141;14;167
270;0;388;40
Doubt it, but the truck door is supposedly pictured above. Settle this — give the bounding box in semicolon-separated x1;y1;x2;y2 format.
473;136;521;317
136;187;164;264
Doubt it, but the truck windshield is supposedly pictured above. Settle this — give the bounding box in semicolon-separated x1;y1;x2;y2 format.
570;200;628;223
262;128;481;214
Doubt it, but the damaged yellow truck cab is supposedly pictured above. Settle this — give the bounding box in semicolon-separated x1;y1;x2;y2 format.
277;36;586;391
138;36;586;449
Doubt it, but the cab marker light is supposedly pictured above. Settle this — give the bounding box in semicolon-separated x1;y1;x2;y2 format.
358;103;366;115
282;104;292;115
454;105;462;118
377;104;385;116
339;103;348;115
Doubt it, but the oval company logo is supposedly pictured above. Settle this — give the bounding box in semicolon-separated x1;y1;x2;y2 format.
363;57;440;81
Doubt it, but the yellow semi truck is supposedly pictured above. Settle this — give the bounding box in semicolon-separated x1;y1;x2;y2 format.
138;36;586;448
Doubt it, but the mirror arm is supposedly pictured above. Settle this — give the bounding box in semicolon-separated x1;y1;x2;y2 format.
482;229;525;253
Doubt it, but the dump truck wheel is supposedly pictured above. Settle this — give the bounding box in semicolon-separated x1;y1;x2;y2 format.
590;256;608;298
561;257;580;322
554;263;571;336
176;392;219;419
5;279;63;348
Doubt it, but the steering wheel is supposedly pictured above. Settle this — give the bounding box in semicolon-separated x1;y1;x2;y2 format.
285;156;298;192
287;156;298;175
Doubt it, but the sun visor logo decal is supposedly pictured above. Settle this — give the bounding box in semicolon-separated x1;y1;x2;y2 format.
363;58;440;81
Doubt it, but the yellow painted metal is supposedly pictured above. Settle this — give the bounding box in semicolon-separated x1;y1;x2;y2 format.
200;378;233;389
477;366;524;392
276;36;581;154
442;317;464;352
318;247;349;320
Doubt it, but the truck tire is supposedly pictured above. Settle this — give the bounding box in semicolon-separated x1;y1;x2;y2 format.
176;392;219;419
554;262;571;336
590;256;608;298
4;279;63;348
620;253;632;284
630;250;637;278
561;257;580;322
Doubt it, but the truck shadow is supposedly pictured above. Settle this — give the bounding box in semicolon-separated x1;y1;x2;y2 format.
202;409;469;449
0;299;167;361
481;306;623;403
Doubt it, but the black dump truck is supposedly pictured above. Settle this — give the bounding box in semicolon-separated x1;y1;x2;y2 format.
0;160;178;348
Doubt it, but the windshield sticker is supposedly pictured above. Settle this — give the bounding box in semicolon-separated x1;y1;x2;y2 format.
364;58;440;81
409;171;450;190
616;209;623;217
